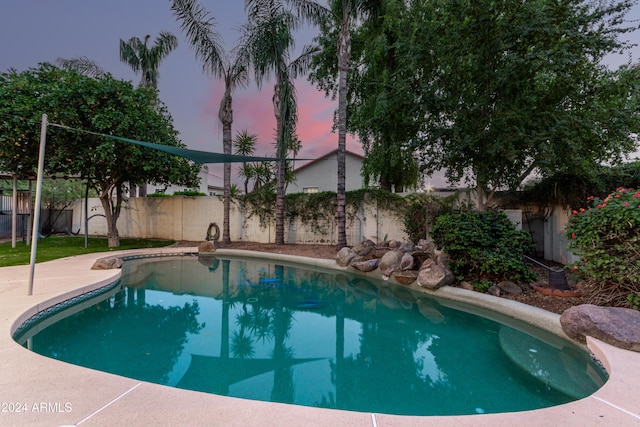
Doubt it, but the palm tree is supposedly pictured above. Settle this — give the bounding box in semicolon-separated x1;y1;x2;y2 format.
119;31;178;197
234;129;259;194
119;32;178;89
55;56;106;78
249;0;378;248
243;0;319;245
171;0;249;245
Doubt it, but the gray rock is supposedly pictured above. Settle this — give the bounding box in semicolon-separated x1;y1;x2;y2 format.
417;264;455;290
353;239;376;256
497;281;523;295
560;305;640;352
351;258;380;272
336;247;356;267
91;257;123;270
487;284;501;296
417;238;436;254
399;253;415;271
379;250;404;277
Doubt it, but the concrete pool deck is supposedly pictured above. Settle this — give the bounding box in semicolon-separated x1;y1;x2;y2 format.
1;247;639;426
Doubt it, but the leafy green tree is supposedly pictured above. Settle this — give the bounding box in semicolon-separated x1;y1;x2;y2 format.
348;0;420;192
0;64;199;247
119;32;178;89
172;0;249;245
243;0;318;244
410;0;640;210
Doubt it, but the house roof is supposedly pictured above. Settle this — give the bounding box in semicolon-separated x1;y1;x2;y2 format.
293;149;364;173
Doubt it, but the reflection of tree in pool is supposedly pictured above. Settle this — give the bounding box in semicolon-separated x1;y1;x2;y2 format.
31;288;204;385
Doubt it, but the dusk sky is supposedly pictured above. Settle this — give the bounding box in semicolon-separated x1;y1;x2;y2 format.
1;1;639;182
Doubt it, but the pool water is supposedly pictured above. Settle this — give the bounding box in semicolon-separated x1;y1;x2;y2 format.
22;256;607;416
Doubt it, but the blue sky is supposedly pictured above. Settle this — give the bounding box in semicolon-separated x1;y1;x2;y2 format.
1;1;639;179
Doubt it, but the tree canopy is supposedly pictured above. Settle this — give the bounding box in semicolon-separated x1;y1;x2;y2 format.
0;63;199;246
312;0;640;209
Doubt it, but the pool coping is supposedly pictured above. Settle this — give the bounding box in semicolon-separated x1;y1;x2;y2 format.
0;247;638;426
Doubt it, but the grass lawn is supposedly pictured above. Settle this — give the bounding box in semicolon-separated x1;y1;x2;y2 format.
0;236;175;267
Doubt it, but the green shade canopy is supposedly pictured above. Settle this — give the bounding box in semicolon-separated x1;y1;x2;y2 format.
109;135;283;164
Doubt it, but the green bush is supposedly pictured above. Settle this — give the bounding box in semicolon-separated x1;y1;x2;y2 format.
402;193;459;243
173;190;207;197
566;187;640;308
431;210;535;284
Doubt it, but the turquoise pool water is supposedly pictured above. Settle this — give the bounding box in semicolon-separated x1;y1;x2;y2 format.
20;256;607;416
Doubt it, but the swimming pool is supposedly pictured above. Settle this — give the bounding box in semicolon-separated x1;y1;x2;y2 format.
16;255;607;416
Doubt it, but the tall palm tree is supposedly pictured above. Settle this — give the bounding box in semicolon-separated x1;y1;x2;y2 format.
119;32;178;89
250;0;378;248
119;31;178;197
171;0;249;245
243;0;319;245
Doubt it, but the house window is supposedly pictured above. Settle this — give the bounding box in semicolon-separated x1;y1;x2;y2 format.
303;187;318;194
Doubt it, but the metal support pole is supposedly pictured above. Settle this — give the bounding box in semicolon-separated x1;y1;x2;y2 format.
11;175;17;248
27;114;47;296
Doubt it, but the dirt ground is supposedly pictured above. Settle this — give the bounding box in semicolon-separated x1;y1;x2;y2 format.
175;241;586;315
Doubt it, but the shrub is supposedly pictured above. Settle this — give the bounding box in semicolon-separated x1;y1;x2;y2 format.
173;190;207;197
431;210;535;284
402;193;459;243
566;187;640;308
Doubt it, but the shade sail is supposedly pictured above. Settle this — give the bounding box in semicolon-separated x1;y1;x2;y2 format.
108;135;283;164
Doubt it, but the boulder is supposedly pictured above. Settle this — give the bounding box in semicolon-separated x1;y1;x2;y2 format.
560;305;640;352
351;258;380;273
336;247;356;267
417;263;455;290
91;257;123;270
497;281;523;295
399;253;415;271
353;239;376;255
379;250;404;277
198;241;215;253
393;270;418;285
487;284;501;296
416;238;436;254
353;239;376;257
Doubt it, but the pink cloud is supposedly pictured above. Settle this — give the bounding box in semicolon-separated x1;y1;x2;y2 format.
198;77;363;164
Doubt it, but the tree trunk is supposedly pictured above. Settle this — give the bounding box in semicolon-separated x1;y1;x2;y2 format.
336;12;351;249
220;88;233;245
99;184;122;248
273;82;285;245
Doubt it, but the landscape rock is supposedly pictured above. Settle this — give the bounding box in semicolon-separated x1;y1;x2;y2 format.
399;253;415;271
416;238;436;254
379;250;404;277
353;239;376;257
560;305;640;352
91;257;123;270
198;241;215;253
487;285;501;296
336;247;356;267
393;270;418;285
351;258;380;273
497;281;523;295
417;263;455;290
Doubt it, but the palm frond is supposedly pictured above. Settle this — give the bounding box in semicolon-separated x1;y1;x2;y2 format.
56;56;106;78
171;0;225;77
